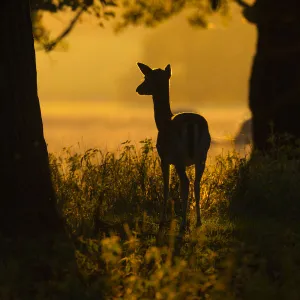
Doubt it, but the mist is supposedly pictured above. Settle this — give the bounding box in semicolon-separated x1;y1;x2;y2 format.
36;6;255;153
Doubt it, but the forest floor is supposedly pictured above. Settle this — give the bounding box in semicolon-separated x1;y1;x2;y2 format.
2;139;300;299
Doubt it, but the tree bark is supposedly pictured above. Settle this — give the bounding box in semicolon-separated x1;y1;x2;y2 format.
0;1;63;237
246;0;300;152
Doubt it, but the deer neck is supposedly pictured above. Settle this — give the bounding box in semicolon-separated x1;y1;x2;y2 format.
152;87;173;131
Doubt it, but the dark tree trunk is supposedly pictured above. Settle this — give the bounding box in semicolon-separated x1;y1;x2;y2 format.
0;3;101;297
0;1;63;237
246;0;300;152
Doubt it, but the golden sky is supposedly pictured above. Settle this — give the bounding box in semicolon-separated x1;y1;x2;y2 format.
35;3;255;155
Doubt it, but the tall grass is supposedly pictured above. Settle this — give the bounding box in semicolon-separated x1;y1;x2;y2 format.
48;139;245;299
50;139;244;238
2;138;300;299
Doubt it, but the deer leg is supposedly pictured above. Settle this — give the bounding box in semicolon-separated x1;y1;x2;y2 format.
195;161;206;227
160;160;170;224
175;165;189;233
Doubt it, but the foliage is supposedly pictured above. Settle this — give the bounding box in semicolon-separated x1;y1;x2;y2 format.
30;0;253;51
2;139;300;298
49;138;242;236
49;139;300;299
31;0;117;51
114;0;231;32
48;138;241;299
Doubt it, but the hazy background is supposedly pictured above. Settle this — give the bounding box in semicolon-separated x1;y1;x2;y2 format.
36;3;255;158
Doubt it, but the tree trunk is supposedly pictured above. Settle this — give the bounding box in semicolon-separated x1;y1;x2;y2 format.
0;1;62;237
247;0;300;152
0;4;103;298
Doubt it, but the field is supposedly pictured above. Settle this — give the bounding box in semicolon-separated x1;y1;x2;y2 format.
2;139;300;299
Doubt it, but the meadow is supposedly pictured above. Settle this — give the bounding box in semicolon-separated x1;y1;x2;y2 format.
2;139;300;299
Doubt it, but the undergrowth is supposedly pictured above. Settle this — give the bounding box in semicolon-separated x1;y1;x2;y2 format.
2;139;300;299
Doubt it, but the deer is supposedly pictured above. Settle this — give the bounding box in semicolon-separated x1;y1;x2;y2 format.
136;62;211;234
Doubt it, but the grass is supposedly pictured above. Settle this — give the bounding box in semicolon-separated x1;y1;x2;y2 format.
2;138;300;299
51;139;241;236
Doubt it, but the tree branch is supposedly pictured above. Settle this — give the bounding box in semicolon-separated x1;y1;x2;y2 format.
43;5;87;52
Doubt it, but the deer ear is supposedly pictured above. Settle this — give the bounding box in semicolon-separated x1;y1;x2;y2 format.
137;62;152;75
165;64;171;78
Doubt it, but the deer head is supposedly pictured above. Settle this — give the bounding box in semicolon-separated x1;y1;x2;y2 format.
136;62;171;96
